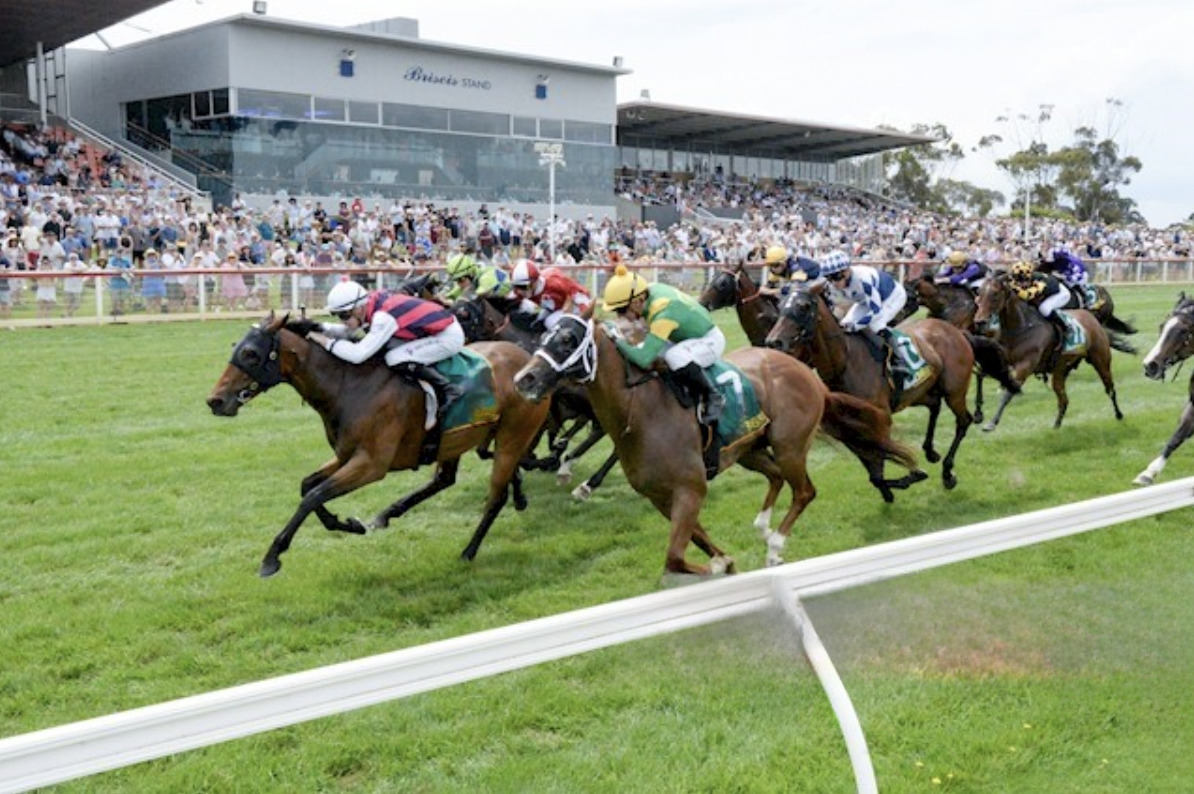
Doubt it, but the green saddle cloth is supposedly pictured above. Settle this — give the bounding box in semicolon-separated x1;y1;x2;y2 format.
433;349;499;430
1056;310;1088;355
705;360;769;448
889;328;933;390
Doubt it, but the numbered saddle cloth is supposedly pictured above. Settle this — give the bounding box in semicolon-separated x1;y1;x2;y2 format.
435;349;499;432
889;329;934;391
705;360;770;450
1055;310;1088;356
1083;284;1103;311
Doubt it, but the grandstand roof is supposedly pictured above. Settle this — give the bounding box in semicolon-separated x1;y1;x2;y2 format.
0;0;166;67
616;101;935;161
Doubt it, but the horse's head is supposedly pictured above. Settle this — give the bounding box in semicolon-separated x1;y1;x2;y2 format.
973;273;1009;332
764;287;819;354
398;273;441;300
1143;292;1194;381
450;296;487;343
513;315;596;402
207;312;287;416
698;268;741;312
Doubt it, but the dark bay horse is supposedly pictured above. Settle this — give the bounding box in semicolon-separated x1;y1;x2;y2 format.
901;275;1020;423
513;315;919;574
764;285;976;490
450;295;619;499
1134;292;1194;485
973;274;1130;431
206;312;551;577
697;263;779;346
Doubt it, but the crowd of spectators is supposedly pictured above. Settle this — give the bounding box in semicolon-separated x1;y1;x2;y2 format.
1;120;1191;322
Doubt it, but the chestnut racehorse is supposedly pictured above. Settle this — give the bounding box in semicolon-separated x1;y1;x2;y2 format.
513;315;919;574
764;285;976;491
206;313;550;577
1135;292;1194;485
973;273;1130;431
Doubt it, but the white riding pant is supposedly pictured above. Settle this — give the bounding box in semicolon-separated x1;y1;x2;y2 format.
1038;288;1071;318
663;326;726;370
384;320;465;366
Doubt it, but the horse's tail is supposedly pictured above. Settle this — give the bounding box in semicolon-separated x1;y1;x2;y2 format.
964;332;1021;394
1102;314;1138;336
1108;330;1138;355
820;392;919;471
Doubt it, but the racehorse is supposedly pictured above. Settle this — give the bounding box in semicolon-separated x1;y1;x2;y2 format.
206;312;551;577
764;285;976;490
697;263;779;346
1134;292;1194;485
972;273;1130;431
900;275;1020;424
513;314;920;573
449;295;619;499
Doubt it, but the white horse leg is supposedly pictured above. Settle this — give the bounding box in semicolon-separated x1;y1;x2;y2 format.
1133;455;1167;487
555;457;574;485
570;481;593;501
764;530;787;567
709;555;734;575
753;508;774;537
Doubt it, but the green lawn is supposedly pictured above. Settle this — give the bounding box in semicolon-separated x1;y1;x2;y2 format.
1;285;1192;793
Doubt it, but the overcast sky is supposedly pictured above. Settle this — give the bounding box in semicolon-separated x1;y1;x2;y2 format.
82;0;1194;226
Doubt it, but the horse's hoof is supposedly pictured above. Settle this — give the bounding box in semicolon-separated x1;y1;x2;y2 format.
557;470;573;486
910;470;930;485
366;516;389;533
924;449;942;464
460;547;478;563
1132;473;1154;487
973;411;984;424
259;558;281;578
571;483;593;501
514;493;529;511
709;555;735;575
943;473;958;490
345;517;368;535
982;422;998;433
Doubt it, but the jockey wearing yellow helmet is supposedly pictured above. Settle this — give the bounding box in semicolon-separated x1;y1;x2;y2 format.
603;264;725;424
1008;260;1072;353
762;245;823;296
934;250;989;291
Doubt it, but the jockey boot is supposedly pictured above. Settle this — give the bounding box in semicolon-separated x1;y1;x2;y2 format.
674;362;725;425
879;328;906;410
1045;313;1068;371
395;362;463;426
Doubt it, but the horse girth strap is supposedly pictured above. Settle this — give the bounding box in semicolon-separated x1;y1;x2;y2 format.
230;327;284;392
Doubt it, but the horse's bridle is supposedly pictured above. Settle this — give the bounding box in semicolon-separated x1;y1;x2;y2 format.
229;325;284;403
531;316;597;383
777;289;823;344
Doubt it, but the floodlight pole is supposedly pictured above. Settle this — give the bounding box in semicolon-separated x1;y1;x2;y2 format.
535;142;565;262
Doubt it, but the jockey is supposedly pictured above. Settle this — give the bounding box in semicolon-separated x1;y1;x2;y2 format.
820;250;910;398
1043;247;1092;306
509;259;592;330
442;250;514;303
935;250;989;291
1009;260;1072;361
602;264;726;425
763;245;824;295
308;280;464;426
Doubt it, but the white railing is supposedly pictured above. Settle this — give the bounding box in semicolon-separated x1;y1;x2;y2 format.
1;477;1193;793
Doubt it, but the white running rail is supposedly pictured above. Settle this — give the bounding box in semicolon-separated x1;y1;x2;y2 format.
1;478;1192;793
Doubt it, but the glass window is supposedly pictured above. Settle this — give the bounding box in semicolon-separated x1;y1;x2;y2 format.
382;103;448;130
212;88;229;115
237;89;310;120
512;116;537;137
564;120;612;144
348;101;379;124
313;97;345;122
450;110;509;135
193;91;211;117
538;118;563;140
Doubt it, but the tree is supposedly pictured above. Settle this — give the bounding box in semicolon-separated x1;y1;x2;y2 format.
1052;127;1142;224
881;122;964;213
936;179;1005;218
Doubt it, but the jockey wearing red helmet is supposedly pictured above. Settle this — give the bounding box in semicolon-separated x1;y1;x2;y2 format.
509;259;592;330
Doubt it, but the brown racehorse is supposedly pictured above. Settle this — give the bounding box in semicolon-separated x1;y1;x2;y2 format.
513;315;919;574
764;284;976;491
206;312;551;577
449;295;620;500
1134;292;1194;485
972;273;1129;431
697;263;779;346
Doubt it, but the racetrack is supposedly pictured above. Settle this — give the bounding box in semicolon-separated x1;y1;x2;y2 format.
2;285;1192;792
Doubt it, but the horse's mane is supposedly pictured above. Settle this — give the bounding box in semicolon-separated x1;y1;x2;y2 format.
284;317;323;337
